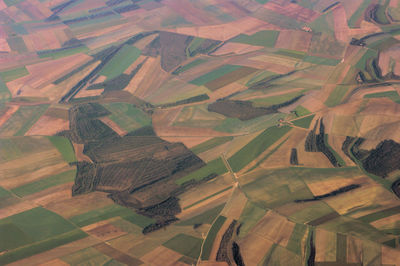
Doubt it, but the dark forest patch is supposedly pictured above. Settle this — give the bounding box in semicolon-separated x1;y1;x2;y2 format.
62;103;205;233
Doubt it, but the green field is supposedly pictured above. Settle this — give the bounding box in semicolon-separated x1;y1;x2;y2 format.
292;105;311;117
38;45;89;60
238;201;266;237
228;125;292;172
292;114;315;129
4;0;24;6
11;169;76;197
0;229;87;265
357;205;400;223
69;204;153;228
163;233;202;259
348;0;374;27
201;215;227;260
7;36;28;53
251;91;304;107
324;85;349;107
324;134;346;167
173;58;206;74
0;207;80;252
275;49;307;59
191;136;233;154
61;247;111;265
355;49;378;70
0;79;11;102
364;90;400;103
303;56;341;66
103;102;151;132
48;136;76;163
178;204;225;226
286;223;308;255
0;104;49;136
190;64;241;86
0;67;29;83
176;157;228;185
230;30;279;47
99;45;141;79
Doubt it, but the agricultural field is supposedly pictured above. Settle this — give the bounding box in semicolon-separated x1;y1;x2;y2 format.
1;0;400;265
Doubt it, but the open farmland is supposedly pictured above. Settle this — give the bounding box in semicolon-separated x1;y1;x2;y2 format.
1;0;400;265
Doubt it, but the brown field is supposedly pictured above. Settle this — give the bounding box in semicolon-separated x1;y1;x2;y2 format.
130;57;170;99
6;53;92;97
0;200;38;219
0;105;19;128
99;116;127;136
0;38;11;52
75;88;104;98
275;30;312;52
93;242;143;265
333;4;350;43
208;82;247;102
38;259;69;266
45;192;115;218
86;223;127;241
220;188;247;220
378;51;391;76
140;245;183;266
382;245;400;266
212;42;264;56
23;29;63;51
0;147;68;188
371;213;400;229
3;6;31;23
346;235;363;263
250;210;295;247
263;1;319;22
163;0;220;25
25;115;69;136
180;175;233;210
325;183;398;216
26;182;73;206
315;228;336;262
73;143;92;162
239;233;274;265
153;108;231;138
162;136;213;149
306;177;366;197
167;17;279;41
177;191;228;221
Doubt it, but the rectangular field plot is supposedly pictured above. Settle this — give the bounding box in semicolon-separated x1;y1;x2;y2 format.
0;207;87;264
11;169;76;197
163;233;202;259
176;157;228;185
230;30;279;47
103;102;151;133
0;104;49;136
99;45;141;80
228;125;292;172
189;64;242;86
69;204;154;228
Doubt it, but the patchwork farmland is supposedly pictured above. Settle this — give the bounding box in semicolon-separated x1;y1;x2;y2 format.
1;0;400;265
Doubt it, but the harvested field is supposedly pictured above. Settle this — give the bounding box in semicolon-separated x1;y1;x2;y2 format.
275;30;312;52
25;115;69;136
